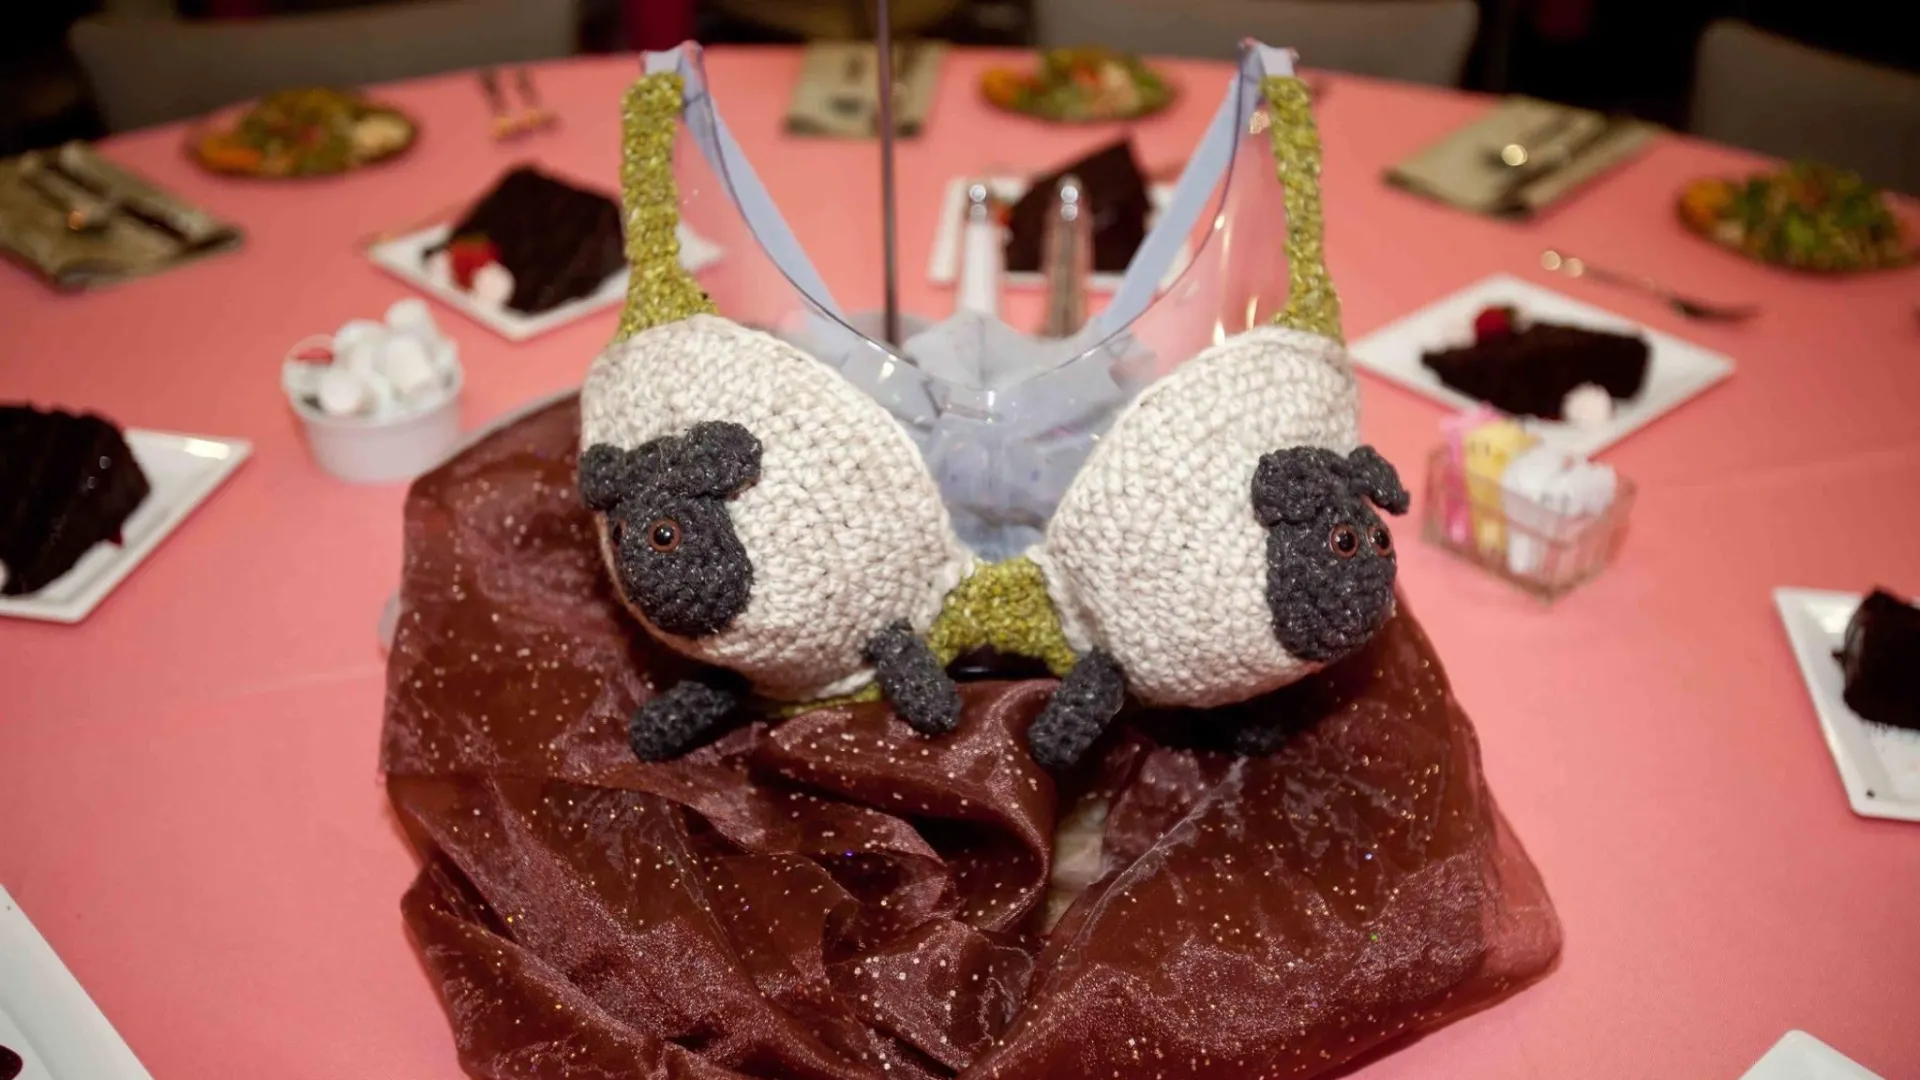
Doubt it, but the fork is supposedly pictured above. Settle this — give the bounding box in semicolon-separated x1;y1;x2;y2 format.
477;68;522;140
1540;249;1760;322
513;67;558;132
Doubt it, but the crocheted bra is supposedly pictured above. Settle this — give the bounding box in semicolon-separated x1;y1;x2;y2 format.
578;41;1408;768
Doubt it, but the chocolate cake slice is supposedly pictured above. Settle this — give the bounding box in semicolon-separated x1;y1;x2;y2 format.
1421;310;1651;420
0;405;150;596
434;166;626;315
1837;588;1920;731
1004;139;1150;276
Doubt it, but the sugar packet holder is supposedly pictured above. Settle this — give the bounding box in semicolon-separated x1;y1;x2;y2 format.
1421;428;1634;601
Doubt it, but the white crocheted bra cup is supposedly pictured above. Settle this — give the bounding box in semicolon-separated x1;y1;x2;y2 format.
1034;326;1361;708
581;315;973;701
588;41;1356;709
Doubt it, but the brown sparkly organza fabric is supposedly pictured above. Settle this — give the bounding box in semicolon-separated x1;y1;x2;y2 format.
381;397;1560;1080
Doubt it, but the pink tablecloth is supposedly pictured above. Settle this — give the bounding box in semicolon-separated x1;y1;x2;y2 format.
2;47;1918;1080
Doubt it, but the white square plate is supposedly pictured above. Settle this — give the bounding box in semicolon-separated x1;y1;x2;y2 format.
0;886;152;1080
1774;587;1920;823
368;222;721;343
1739;1031;1883;1079
1349;274;1734;456
926;176;1184;292
0;430;250;624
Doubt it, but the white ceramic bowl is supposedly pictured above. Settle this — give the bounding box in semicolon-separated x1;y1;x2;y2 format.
289;364;464;484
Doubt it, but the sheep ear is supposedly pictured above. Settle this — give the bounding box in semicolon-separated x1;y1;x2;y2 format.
1345;446;1409;516
580;442;644;511
677;421;763;498
1252;446;1342;527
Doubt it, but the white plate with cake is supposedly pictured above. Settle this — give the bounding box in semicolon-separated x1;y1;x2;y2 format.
367;166;721;343
0;886;153;1079
1773;586;1920;823
1350;274;1733;456
0;407;250;625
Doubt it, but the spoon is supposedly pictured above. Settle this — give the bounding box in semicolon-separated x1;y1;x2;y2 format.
1540;249;1760;322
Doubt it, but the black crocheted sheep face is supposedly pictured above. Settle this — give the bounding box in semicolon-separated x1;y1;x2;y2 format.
579;421;761;640
1253;445;1410;664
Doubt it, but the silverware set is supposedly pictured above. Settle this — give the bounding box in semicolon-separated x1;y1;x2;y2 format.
478;67;558;140
828;43;926;133
1486;109;1623;215
17;152;119;233
1541;249;1760;322
1491;112;1578;169
14;144;214;246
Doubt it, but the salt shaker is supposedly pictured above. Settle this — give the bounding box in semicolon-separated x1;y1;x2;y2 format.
956;181;1003;319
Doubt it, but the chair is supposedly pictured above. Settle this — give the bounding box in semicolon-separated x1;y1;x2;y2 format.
1033;0;1480;87
1690;20;1920;194
70;0;579;132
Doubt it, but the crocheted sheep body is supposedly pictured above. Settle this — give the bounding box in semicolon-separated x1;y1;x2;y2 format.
580;314;974;702
576;48;1410;768
1034;324;1364;708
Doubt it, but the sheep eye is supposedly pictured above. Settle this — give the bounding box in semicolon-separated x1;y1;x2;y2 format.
647;518;682;553
1370;526;1393;556
1329;523;1359;558
607;518;626;547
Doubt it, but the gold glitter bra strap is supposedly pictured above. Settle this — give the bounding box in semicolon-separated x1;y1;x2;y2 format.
615;71;715;342
1261;73;1342;344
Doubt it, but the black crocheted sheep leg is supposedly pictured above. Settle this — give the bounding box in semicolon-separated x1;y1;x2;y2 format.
864;619;963;736
1027;649;1126;771
629;677;739;762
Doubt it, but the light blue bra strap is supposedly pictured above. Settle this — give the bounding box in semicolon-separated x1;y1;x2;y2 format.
1095;43;1295;337
642;46;847;323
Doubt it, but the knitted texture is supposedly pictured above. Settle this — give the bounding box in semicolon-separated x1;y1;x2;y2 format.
926;555;1078;677
1026;648;1126;770
581;314;974;702
615;73;714;341
580;421;760;638
1034;325;1362;708
1263;75;1341;343
1254;445;1408;662
629;677;739;762
862;619;964;735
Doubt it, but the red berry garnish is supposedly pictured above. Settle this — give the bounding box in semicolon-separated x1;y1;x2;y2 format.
1472;305;1517;341
448;236;499;290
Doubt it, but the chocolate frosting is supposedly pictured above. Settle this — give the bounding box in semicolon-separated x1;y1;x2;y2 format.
0;404;150;596
382;397;1560;1080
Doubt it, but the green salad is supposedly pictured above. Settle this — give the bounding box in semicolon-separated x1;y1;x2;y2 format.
1680;162;1909;273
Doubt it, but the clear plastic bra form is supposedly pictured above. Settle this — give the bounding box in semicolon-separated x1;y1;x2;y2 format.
646;41;1301;559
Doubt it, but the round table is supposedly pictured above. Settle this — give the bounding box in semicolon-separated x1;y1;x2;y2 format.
3;47;1918;1080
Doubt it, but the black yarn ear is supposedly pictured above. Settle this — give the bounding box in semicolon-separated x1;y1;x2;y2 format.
676;421;763;499
1252;446;1343;527
580;442;642;511
1345;445;1409;515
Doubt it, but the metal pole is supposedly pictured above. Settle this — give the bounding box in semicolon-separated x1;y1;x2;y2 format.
875;0;901;346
